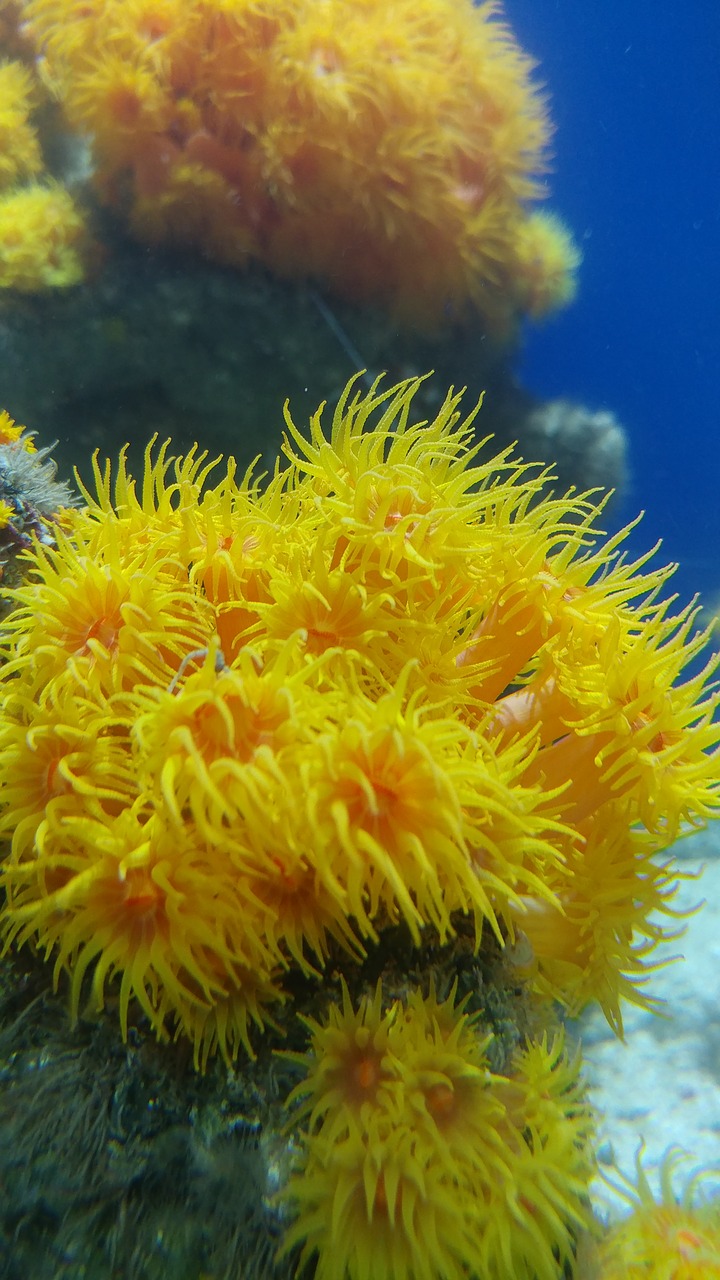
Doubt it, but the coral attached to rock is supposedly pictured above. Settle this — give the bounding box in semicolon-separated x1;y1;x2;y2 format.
1;373;719;1278
19;0;578;329
0;51;89;289
0;373;717;1070
281;981;594;1280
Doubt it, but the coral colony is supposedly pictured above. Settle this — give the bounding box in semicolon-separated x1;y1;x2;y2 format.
2;0;578;324
1;375;719;1276
1;1;719;1276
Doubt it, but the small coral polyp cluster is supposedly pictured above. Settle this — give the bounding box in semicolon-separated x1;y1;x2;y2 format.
18;0;578;325
282;982;593;1280
0;376;719;1276
0;55;86;288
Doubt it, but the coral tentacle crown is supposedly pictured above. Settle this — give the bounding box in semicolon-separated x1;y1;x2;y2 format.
0;373;718;1068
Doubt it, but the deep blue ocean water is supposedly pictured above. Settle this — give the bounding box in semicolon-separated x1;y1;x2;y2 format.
507;0;720;615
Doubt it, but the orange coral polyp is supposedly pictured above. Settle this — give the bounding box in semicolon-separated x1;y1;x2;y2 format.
287;981;398;1138
311;703;475;944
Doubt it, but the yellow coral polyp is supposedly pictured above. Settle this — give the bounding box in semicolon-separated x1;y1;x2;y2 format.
0;373;718;1065
3;805;279;1044
597;1150;720;1279
262;543;395;661
135;648;295;835
0;681;138;862
0;407;36;451
2;529;212;696
172;965;285;1072
0;58;42;189
514;209;582;317
304;674;567;949
510;820;684;1035
19;0;576;328
0;180;87;290
287;981;399;1141
281;982;595;1280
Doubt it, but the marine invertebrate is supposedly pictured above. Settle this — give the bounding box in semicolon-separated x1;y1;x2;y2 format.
0;408;76;613
513;210;582;318
0;180;86;289
0;373;718;1071
0;56;88;289
280;981;595;1280
18;0;579;329
595;1150;720;1279
0;57;42;187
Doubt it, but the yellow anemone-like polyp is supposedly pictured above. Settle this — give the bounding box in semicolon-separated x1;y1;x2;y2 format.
0;181;87;290
0;58;43;189
2;805;279;1048
596;1149;720;1280
280;982;595;1280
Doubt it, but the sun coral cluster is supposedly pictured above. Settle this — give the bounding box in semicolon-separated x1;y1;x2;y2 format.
0;47;87;287
17;0;578;329
0;180;87;289
280;981;594;1280
0;374;718;1075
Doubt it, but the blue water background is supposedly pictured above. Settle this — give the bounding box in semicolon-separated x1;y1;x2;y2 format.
506;0;720;615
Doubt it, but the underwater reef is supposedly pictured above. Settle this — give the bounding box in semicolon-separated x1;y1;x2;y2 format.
0;0;627;498
0;375;718;1278
12;0;578;328
0;1;714;1275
